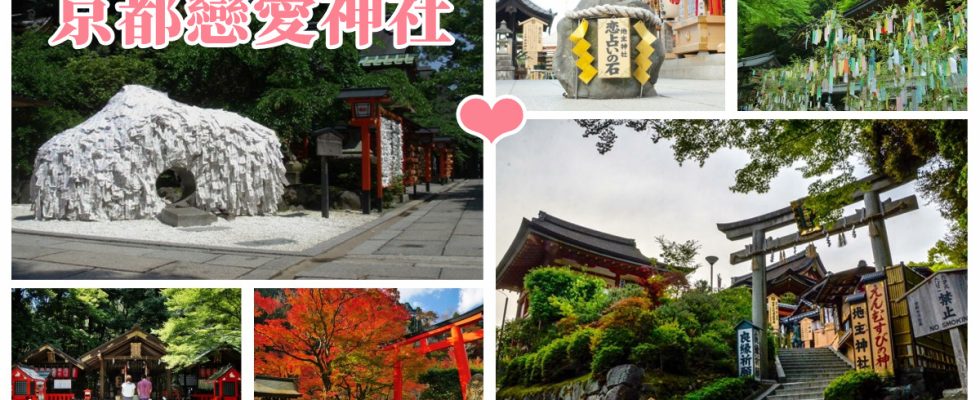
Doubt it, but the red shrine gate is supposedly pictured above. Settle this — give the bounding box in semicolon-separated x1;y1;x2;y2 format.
386;307;483;400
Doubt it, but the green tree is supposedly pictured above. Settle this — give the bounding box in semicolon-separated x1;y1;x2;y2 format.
738;0;817;58
13;4;484;191
11;289;111;357
578;119;967;267
10;289;171;358
156;288;242;369
653;235;702;273
523;267;607;324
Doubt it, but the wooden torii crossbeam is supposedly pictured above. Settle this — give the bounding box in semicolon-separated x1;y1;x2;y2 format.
385;307;483;400
716;174;918;379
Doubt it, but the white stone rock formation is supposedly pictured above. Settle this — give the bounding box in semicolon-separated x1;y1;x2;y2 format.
31;85;287;221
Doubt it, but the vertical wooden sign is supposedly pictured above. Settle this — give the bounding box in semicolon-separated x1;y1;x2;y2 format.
866;280;895;375
848;293;873;370
767;294;780;331
597;18;631;78
801;317;813;345
736;321;761;380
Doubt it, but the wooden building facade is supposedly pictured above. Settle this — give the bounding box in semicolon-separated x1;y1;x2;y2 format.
497;211;668;318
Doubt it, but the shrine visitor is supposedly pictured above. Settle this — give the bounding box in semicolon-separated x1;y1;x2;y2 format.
121;376;136;400
137;376;152;400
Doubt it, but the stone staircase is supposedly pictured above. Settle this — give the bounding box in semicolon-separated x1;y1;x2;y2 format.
766;347;852;400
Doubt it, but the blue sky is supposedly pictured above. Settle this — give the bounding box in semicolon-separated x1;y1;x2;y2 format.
399;288;483;319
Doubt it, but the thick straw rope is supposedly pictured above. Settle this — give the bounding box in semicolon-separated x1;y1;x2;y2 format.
565;5;662;27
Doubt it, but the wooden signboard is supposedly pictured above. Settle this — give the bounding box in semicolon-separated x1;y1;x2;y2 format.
906;270;967;338
767;294;780;331
597;18;631;78
736;320;761;380
801;317;813;344
848;294;873;370
866;280;894;375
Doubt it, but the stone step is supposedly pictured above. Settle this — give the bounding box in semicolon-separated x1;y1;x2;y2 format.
781;360;844;366
767;393;823;400
780;356;844;360
783;377;839;385
658;53;725;80
781;367;849;373
776;381;834;390
772;389;827;398
783;373;847;381
777;383;830;393
781;364;850;370
779;354;842;359
781;364;849;369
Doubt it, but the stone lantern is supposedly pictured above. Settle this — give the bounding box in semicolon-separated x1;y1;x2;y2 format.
496;21;515;80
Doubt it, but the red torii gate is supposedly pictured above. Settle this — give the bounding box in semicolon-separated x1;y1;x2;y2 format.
386;307;483;400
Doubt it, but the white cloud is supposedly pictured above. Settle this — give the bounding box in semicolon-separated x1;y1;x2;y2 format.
399;288;441;308
457;288;484;314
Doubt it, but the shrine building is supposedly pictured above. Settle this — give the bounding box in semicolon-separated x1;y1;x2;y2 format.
730;244;828;297
15;326;242;400
496;211;668;317
770;263;962;396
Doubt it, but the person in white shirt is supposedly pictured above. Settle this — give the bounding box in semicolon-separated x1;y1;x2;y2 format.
121;376;136;400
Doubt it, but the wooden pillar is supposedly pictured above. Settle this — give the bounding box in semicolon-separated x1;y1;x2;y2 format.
359;124;371;214
424;144;432;192
751;229;771;379
375;116;384;212
393;346;403;400
451;326;472;400
440;149;448;183
321;156;330;218
99;358;105;400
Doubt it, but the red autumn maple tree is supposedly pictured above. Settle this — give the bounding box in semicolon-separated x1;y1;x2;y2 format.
255;289;431;400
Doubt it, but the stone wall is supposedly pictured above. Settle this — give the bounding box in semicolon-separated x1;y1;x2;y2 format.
499;364;644;400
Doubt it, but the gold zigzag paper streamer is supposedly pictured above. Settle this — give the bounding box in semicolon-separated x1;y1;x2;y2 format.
569;20;596;84
633;20;657;84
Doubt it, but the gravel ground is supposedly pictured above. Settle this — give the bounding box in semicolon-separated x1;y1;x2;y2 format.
12;204;378;252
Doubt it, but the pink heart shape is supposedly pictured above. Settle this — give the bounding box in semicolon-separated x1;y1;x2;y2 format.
456;95;526;144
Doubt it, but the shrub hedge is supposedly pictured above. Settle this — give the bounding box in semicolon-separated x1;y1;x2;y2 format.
683;377;754;400
823;370;885;400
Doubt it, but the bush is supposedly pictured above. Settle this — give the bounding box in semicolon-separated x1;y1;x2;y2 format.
683;377;754;400
591;345;626;375
824;370;886;400
629;343;658;369
593;326;639;352
504;354;536;386
526;353;542;384
538;338;570;382
566;328;596;373
649;321;690;373
418;367;483;400
496;316;558;360
688;331;733;372
524;267;607;324
501;327;599;386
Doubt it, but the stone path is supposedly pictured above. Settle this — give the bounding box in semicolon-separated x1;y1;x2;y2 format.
11;180;483;280
496;78;724;111
287;179;483;279
11;232;307;279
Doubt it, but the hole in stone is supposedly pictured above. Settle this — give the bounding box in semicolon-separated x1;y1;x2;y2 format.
156;167;197;205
